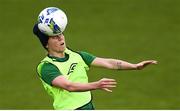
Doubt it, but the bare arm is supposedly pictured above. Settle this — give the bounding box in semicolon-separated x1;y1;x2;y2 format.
91;57;157;70
52;75;116;92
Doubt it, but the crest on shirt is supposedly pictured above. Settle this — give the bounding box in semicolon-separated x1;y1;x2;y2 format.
67;63;77;75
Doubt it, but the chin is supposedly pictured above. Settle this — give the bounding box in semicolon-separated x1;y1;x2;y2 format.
59;48;66;53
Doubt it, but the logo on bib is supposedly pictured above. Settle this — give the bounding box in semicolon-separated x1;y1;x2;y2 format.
67;63;77;75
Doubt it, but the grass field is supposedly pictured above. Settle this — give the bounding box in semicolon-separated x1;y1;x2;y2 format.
0;0;180;109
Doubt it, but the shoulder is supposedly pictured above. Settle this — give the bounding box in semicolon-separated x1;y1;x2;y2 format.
37;61;62;85
37;61;60;76
78;51;96;66
65;48;96;66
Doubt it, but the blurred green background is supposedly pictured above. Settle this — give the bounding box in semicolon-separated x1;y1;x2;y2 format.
0;0;180;109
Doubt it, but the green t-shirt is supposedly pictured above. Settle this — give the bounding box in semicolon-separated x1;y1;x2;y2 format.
39;51;96;85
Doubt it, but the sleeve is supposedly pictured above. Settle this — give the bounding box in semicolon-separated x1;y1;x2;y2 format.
78;51;96;66
40;62;62;85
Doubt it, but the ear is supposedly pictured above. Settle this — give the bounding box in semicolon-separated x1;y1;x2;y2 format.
46;45;48;48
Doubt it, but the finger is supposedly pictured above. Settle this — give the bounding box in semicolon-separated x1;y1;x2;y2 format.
102;78;116;82
102;85;116;88
102;88;112;92
144;60;157;64
102;82;117;85
142;60;155;65
152;60;158;64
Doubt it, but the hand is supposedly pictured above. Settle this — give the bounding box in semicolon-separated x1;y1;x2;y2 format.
135;60;157;70
97;78;117;92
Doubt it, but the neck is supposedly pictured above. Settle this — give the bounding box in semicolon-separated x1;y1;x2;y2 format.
48;51;65;58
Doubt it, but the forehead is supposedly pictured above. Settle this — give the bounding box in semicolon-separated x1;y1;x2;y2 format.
49;34;64;38
48;35;65;41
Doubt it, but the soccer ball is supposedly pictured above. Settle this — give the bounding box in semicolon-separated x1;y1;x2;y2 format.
37;7;68;36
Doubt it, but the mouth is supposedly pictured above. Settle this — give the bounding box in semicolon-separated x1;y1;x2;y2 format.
60;43;64;46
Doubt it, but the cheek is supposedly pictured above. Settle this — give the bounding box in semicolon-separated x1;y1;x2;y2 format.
49;39;58;44
51;42;58;48
48;40;57;48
